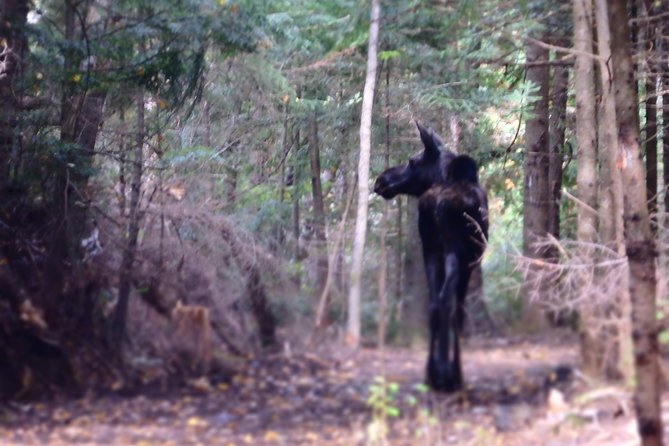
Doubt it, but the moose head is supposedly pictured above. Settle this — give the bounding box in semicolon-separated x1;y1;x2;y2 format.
373;122;455;199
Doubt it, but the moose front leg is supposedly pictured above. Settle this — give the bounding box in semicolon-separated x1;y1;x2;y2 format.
423;249;444;390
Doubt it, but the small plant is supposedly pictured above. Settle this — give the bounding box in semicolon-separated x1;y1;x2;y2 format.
366;376;400;446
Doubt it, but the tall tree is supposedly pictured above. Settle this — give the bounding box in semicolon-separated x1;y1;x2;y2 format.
643;0;658;222
609;0;662;444
111;89;145;344
594;0;634;382
347;0;380;347
308;110;328;298
572;0;601;376
548;51;568;240
663;3;669;241
0;0;28;182
521;32;550;330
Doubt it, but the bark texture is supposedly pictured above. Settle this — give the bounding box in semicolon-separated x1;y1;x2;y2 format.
346;0;380;347
111;90;145;345
308;111;328;298
609;1;662;444
573;0;601;376
521;35;550;330
548;55;568;240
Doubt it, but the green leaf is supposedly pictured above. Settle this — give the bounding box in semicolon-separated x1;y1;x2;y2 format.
385;406;400;417
378;50;401;61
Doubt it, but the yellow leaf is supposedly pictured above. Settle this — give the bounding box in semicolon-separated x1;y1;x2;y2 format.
71;73;81;83
186;416;208;428
167;185;186;201
263;431;280;442
218;0;226;5
504;178;515;190
53;408;72;422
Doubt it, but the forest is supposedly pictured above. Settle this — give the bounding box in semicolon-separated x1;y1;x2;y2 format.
1;0;668;445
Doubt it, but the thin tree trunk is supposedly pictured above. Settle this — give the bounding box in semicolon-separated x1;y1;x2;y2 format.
347;0;380;347
111;89;145;345
609;1;662;444
402;198;428;347
395;196;403;304
308;111;328;298
292;124;301;262
225;167;237;208
202;99;216;197
548;51;568;240
573;0;602;377
596;0;621;248
594;0;634;383
278;104;289;247
377;60;391;348
644;0;658;224
0;0;28;182
663;3;669;241
118;109;127;217
521;34;551;330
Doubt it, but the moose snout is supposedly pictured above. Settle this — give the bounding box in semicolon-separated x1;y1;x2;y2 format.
373;176;386;195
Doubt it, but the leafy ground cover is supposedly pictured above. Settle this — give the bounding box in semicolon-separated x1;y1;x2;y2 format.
1;332;661;445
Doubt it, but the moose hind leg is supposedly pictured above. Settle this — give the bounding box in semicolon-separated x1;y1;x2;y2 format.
427;298;446;390
430;253;463;392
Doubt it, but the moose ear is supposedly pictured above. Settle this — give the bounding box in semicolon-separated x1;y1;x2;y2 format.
415;122;443;158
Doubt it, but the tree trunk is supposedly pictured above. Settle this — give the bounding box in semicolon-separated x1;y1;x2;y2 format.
401;198;428;347
44;0;106;308
395;196;403;304
377;59;392;348
583;0;634;382
521;34;550;330
663;3;669;243
0;0;28;182
308;110;328;298
573;0;603;377
111;89;145;345
548;52;568;240
277;103;289;247
609;1;662;444
118;110;128;217
643;0;658;224
224;167;238;208
347;0;380;347
292;124;302;262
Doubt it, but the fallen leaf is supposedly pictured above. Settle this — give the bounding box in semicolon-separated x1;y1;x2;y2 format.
263;430;281;442
186;416;208;428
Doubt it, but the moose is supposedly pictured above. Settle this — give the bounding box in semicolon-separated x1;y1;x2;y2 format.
373;122;488;392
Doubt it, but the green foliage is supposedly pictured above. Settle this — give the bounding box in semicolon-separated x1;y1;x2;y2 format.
366;376;400;444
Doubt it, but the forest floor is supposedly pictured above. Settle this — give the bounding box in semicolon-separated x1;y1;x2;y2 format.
0;331;664;445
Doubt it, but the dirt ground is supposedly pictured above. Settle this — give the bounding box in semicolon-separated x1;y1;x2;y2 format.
0;332;664;445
